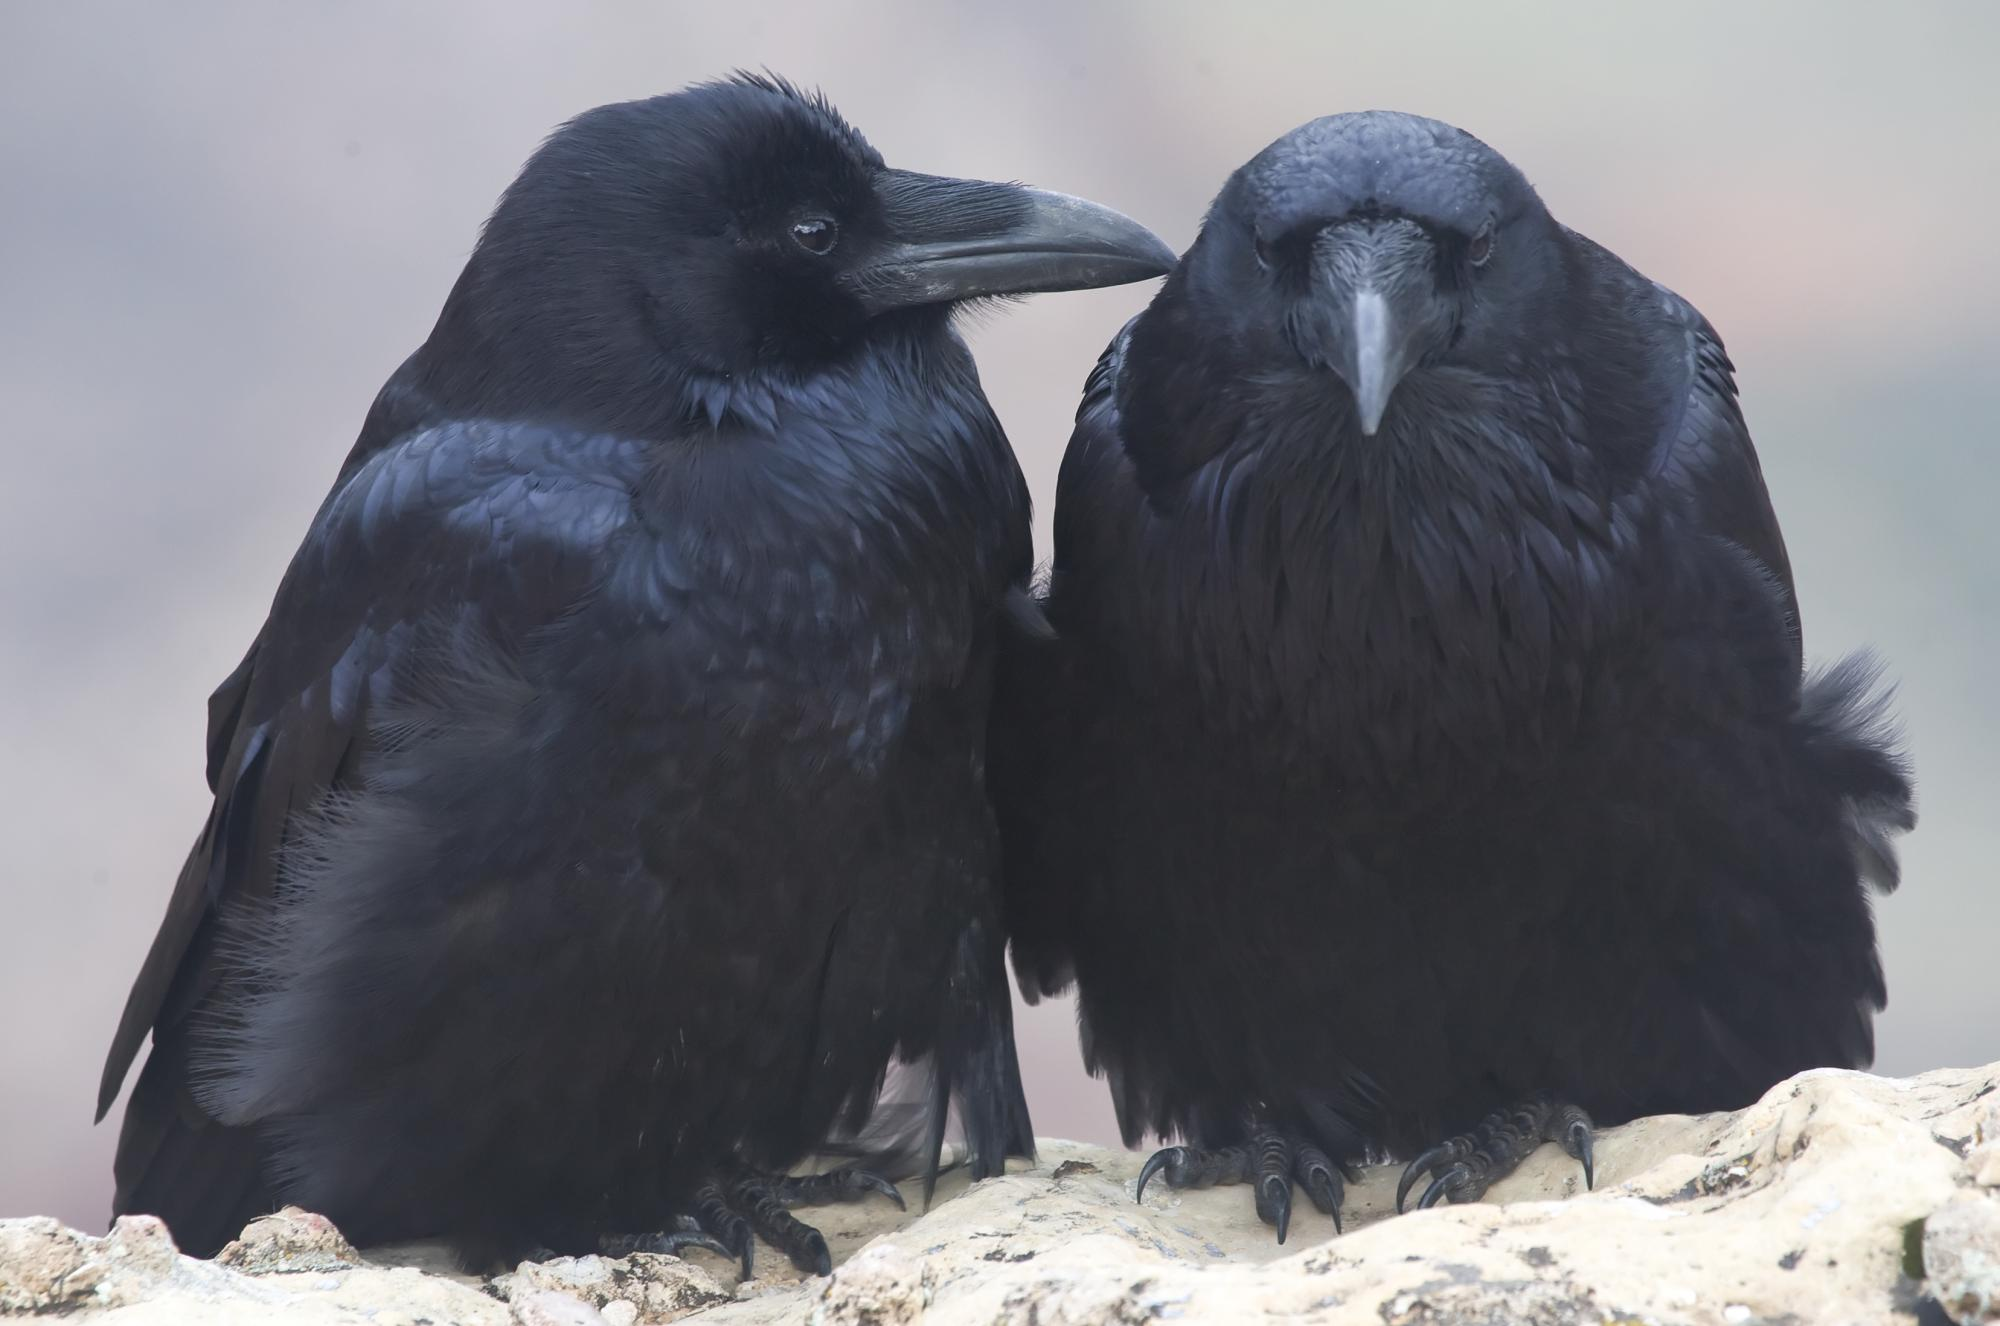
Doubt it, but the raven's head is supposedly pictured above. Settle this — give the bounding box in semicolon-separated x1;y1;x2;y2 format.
433;74;1173;431
1164;110;1560;437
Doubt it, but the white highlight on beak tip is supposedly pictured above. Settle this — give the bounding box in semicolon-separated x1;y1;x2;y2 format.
1352;288;1391;436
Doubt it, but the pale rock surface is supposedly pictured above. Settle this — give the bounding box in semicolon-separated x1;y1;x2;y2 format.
492;1252;733;1323
5;1062;1997;1324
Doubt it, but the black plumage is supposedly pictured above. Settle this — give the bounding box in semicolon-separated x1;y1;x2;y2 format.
996;110;1913;1238
97;74;1174;1269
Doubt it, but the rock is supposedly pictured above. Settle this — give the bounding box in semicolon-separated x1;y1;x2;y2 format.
490;1252;732;1324
509;1288;614;1325
5;1061;1995;1323
1927;1192;2000;1324
0;1215;185;1312
0;1213;512;1323
215;1207;364;1274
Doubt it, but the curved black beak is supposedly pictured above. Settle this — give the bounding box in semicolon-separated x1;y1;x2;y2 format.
843;170;1176;314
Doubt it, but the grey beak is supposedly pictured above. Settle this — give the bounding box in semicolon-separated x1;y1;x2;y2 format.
1349;289;1400;436
843;171;1177;314
1316;217;1435;437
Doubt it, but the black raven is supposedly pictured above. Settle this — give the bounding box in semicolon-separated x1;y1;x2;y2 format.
996;111;1913;1239
97;74;1174;1272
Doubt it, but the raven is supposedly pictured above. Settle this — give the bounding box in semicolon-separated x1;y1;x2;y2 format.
996;111;1913;1240
97;74;1174;1272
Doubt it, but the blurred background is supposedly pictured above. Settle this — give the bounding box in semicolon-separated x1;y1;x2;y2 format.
3;1;1994;1231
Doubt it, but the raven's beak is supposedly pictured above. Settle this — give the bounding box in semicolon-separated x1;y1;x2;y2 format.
843;170;1177;313
1317;219;1434;437
1346;288;1407;436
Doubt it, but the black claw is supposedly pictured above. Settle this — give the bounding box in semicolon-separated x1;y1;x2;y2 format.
861;1171;908;1212
1571;1122;1595;1190
1418;1169;1457;1210
1251;1130;1295;1244
1397;1143;1453;1214
1295;1146;1344;1234
1135;1146;1183;1204
1257;1173;1292;1244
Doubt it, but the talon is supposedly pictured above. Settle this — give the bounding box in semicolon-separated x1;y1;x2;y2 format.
1295;1144;1343;1226
1397;1143;1452;1214
1135;1146;1184;1204
1570;1121;1595;1190
1256;1172;1293;1244
860;1171;908;1211
1418;1168;1459;1210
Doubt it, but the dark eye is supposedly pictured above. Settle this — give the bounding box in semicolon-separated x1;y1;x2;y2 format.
1467;223;1495;268
1253;233;1276;272
790;217;838;256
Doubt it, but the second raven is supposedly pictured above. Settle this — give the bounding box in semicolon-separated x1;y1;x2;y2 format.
997;111;1913;1238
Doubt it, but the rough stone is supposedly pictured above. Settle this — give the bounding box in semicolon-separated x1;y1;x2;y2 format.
215;1206;365;1274
509;1288;615;1326
1927;1191;2000;1324
490;1252;733;1324
4;1061;1995;1324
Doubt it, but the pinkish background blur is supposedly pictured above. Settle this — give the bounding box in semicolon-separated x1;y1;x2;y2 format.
3;1;1995;1232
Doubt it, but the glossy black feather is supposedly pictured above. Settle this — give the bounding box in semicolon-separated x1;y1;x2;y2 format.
996;111;1912;1167
101;76;1047;1259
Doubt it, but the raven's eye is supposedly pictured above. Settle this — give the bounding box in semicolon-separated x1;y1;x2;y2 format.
1467;224;1495;268
790;217;839;256
1253;233;1276;272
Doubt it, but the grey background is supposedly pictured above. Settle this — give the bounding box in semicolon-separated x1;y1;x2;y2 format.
3;1;1993;1232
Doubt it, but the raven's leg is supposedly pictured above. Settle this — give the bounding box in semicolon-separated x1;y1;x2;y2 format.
1135;1128;1349;1242
1395;1095;1594;1213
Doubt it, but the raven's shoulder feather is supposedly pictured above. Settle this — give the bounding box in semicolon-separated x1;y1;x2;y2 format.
1642;283;1797;647
99;419;648;1122
1570;238;1801;666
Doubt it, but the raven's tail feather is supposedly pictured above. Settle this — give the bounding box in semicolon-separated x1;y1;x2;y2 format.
939;918;1036;1189
1798;650;1916;895
816;916;1034;1205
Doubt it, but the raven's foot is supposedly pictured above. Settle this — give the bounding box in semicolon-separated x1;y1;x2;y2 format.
1395;1095;1594;1212
1135;1129;1347;1243
685;1164;906;1278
